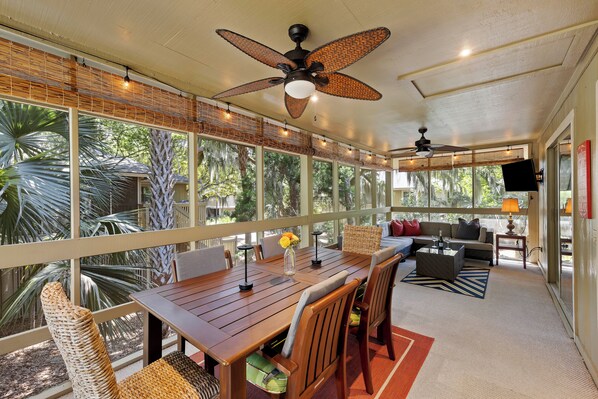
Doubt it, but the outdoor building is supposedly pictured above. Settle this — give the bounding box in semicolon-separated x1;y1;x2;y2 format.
0;2;597;399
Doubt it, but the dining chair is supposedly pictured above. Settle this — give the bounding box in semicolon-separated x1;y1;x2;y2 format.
173;245;233;360
246;271;359;399
342;225;382;256
173;245;233;282
254;234;285;260
40;282;220;399
350;252;402;394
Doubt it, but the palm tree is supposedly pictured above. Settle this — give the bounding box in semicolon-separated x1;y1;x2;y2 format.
0;100;150;337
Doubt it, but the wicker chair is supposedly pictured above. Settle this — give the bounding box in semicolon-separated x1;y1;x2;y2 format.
342;225;382;256
350;253;402;394
246;273;360;398
40;282;220;399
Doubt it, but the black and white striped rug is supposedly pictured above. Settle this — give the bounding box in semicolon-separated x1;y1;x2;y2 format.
401;266;490;299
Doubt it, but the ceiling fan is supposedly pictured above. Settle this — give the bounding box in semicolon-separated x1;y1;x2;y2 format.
212;24;390;118
389;127;470;158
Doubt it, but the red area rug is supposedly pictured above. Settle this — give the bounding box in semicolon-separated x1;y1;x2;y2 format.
192;326;433;398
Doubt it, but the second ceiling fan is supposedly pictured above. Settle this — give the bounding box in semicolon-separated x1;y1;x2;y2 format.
212;24;390;118
389;128;470;158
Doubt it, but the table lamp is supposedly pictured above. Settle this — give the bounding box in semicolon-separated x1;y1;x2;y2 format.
311;231;323;266
501;198;520;236
237;244;254;291
564;198;572;215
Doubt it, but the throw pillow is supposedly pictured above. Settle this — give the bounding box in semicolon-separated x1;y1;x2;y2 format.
456;218;480;240
402;219;421;236
379;221;391;237
391;219;404;236
478;227;488;243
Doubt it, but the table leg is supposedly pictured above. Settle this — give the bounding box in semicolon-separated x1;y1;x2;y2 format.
143;311;162;366
495;240;499;266
523;241;527;269
220;358;246;399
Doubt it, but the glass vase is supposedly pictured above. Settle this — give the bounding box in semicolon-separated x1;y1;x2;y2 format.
284;246;296;276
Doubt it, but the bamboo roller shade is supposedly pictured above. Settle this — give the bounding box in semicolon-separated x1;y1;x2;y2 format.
398;148;524;172
0;37;391;171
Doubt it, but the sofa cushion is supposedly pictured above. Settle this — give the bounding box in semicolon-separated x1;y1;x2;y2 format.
451;224;459;238
419;222;451;237
455;218;481;240
410;235;437;245
478;227;488;243
449;239;493;251
378;221;391;238
402;219;421;236
391;219;404;236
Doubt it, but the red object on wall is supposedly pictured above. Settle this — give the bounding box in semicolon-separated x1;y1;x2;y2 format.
577;140;592;219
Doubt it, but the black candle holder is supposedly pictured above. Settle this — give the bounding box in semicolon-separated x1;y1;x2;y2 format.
311;231;323;266
238;244;254;291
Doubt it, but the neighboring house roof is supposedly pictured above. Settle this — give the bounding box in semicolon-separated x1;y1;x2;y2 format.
104;156;188;183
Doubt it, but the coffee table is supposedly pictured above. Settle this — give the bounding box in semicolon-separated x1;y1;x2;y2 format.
416;244;465;281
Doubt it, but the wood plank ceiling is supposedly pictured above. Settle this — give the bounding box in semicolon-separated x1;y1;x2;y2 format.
0;0;596;153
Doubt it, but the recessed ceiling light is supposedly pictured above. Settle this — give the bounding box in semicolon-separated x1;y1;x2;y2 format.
311;94;319;102
459;48;472;57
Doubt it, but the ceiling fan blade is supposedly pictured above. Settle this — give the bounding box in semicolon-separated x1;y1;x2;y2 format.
212;77;283;99
429;144;471;152
216;29;297;70
316;72;382;100
390;150;418;158
285;93;309;119
305;27;390;73
389;146;416;152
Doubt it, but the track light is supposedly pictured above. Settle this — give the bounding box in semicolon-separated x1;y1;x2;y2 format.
123;66;131;87
283;120;288;135
225;103;231;119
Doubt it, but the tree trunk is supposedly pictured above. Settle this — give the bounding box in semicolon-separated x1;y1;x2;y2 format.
148;129;175;287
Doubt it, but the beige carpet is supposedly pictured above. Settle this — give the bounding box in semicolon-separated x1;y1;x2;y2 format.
396;257;598;399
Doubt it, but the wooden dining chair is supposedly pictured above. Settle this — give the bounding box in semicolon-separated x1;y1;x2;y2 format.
350;252;402;394
173;245;233;362
342;225;382;256
40;282;220;399
254;234;285;260
245;271;360;399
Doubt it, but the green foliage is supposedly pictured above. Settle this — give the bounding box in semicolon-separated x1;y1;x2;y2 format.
338;164;355;211
264;151;300;218
313;160;333;213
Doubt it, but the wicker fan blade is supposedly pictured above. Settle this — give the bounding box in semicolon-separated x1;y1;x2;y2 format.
212;77;283;99
285;94;309;119
390;150;417;158
429;144;470;152
389;146;416;152
216;29;297;70
305;27;390;73
316;72;382;100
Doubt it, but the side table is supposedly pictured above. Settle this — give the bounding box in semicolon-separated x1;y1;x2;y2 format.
496;234;527;269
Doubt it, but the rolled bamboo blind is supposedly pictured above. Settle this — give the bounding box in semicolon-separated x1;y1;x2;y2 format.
0;38;391;170
398;148;524;172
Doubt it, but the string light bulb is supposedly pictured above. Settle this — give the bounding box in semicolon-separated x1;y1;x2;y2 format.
506;145;511;153
123;66;131;87
348;146;353;154
410;156;414;164
225;103;231;119
321;136;327;146
282;120;288;135
368;152;372;159
311;94;318;102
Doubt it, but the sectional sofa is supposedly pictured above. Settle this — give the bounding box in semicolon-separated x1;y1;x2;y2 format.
378;221;494;266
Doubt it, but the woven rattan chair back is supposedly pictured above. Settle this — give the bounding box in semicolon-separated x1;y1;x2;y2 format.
355;253;402;393
342;225;382;256
41;282;120;399
286;279;360;399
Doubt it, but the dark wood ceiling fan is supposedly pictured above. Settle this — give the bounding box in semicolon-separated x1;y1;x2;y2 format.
389;127;470;158
212;24;390;118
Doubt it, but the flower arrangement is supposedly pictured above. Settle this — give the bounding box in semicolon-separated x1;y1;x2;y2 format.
279;232;300;249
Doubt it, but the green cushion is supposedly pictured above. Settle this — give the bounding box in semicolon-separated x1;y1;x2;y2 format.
350;308;361;327
246;352;288;394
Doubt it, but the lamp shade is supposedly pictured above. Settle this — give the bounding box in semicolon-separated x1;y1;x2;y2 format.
564;198;572;215
501;198;520;213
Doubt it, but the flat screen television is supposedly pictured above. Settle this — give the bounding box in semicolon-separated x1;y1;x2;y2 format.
501;159;538;192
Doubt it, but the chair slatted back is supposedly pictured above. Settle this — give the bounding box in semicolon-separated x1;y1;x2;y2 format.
287;279;359;399
363;254;401;328
342;225;382;256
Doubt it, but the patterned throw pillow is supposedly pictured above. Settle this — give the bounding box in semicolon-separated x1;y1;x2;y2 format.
455;218;481;240
390;219;404;236
402;219;421;236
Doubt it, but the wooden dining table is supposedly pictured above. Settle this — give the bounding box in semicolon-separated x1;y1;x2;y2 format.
130;247;371;399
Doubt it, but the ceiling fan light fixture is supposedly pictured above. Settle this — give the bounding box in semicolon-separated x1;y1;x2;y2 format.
285;79;316;99
415;148;430;157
